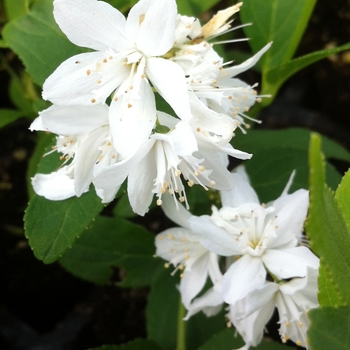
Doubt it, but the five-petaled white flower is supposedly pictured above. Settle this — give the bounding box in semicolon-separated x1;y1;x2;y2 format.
43;0;192;158
189;166;319;307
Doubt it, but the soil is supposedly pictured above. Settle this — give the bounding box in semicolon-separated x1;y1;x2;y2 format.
0;0;349;349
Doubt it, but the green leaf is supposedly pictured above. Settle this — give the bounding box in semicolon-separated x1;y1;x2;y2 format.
198;328;294;350
232;128;349;202
0;109;24;128
308;307;350;350
306;133;350;306
176;0;220;16
198;328;244;350
24;188;104;264
147;268;180;350
0;39;9;48
240;0;316;69
335;169;350;226
186;308;227;349
4;0;31;21
318;264;343;308
3;0;83;86
264;42;350;98
26;132;56;198
59;216;162;286
88;339;163;350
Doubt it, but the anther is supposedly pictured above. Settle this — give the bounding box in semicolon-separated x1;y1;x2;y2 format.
157;199;163;206
127;103;132;108
86;70;91;76
103;58;107;63
91;98;96;103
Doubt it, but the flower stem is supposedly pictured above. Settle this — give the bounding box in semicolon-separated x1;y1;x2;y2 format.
176;300;186;350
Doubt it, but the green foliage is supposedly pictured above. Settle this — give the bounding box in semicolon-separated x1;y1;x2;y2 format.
0;108;24;128
59;216;162;286
306;133;350;306
240;0;350;106
24;188;104;264
88;339;163;350
198;328;244;350
318;264;343;308
232;128;350;203
308;307;350;350
3;0;83;86
147;268;180;350
4;0;31;21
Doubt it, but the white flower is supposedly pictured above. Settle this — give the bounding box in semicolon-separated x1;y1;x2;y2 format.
43;0;192;158
30;104;120;202
155;195;222;309
229;267;319;349
93;112;251;215
189;167;319;306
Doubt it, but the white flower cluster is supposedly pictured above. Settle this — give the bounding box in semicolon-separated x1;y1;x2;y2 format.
155;167;319;349
30;0;270;215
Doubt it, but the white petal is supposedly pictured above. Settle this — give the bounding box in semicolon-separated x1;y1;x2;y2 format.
180;253;211;308
231;291;276;347
38;104;109;135
74;127;108;196
31;168;77;200
29;116;46;131
263;247;320;279
161;194;192;229
146;57;192;121
109;79;156;158
273;189;309;243
53;0;131;52
222;255;266;305
93;138;155;190
218;43;272;80
184;286;223;320
95;186;120;203
126;0;177;56
189;215;240;256
220;168;259;208
43;52;129;105
127;145;158;216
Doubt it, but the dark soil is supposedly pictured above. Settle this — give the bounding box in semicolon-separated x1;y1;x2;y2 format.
0;0;349;349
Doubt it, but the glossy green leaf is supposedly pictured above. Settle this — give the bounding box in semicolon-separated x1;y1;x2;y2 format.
0;109;24;128
306;133;350;306
3;0;83;86
240;0;316;69
232;128;349;202
147;268;180;350
59;216;162;286
88;339;163;350
24;188;104;264
308;307;350;350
